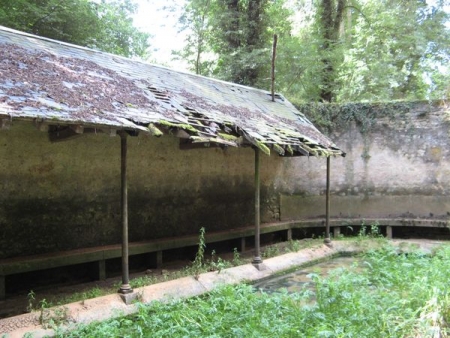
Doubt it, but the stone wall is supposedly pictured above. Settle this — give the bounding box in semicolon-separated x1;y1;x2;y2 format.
2;101;449;259
280;100;450;223
0;122;286;259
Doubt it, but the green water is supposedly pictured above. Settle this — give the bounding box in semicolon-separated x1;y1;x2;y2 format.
253;256;359;293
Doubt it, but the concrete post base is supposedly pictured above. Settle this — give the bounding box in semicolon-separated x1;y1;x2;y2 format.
252;262;267;271
119;292;139;305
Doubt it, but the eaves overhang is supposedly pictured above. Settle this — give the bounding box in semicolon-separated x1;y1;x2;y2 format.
0;26;344;157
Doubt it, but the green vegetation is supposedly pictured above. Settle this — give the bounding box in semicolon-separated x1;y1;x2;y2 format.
56;243;450;337
174;0;449;102
0;0;150;58
295;101;415;134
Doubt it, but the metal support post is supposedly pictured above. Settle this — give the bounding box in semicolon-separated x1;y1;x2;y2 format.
252;148;263;267
118;132;133;295
324;156;332;246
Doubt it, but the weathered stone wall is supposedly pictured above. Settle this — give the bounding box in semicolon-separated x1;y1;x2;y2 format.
0;122;285;258
279;101;450;222
2;101;448;259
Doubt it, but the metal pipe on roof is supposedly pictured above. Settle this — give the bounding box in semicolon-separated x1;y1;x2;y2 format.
324;156;332;246
118;131;133;295
252;148;263;266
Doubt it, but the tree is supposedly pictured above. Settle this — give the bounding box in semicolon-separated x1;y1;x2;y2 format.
282;0;450;103
336;0;450;102
211;0;292;88
174;0;216;76
176;0;292;88
317;0;346;102
0;0;150;58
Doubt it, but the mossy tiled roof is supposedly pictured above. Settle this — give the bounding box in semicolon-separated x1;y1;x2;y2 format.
0;26;344;157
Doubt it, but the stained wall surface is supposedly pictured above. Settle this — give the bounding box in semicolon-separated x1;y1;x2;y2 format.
2;101;448;259
0;122;287;258
280;101;450;222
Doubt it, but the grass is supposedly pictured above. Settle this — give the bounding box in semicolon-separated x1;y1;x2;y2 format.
55;242;450;337
29;237;335;309
24;224;378;311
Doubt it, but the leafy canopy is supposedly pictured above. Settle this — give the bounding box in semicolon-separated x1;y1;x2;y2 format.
176;0;450;102
0;0;150;58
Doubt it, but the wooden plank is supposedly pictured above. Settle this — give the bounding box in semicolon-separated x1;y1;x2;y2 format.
0;249;105;275
0;217;444;281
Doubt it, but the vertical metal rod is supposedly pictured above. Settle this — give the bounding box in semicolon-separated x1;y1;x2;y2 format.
271;34;278;102
118;132;132;294
252;148;262;264
324;156;331;245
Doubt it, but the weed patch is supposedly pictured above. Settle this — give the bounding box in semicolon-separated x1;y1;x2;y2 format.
57;242;450;337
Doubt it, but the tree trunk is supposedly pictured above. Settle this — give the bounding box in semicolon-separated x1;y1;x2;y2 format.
319;0;346;102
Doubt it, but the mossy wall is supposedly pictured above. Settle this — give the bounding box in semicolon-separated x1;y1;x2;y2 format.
2;100;448;259
0;122;286;259
280;100;450;221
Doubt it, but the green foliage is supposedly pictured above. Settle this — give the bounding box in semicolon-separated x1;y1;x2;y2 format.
57;286;106;305
0;0;150;58
175;0;292;88
358;221;381;240
283;0;450;103
232;247;241;266
192;227;206;279
176;0;449;102
287;239;302;252
209;250;232;273
26;290;36;313
212;0;292;88
335;0;450;102
57;243;450;337
174;0;217;76
262;244;280;258
130;276;158;289
294;100;415;133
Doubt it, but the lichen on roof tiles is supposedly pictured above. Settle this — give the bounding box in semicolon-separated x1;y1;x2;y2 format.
0;25;344;157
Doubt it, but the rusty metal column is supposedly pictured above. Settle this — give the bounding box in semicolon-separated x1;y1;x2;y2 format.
118;132;133;294
252;148;263;266
324;156;332;246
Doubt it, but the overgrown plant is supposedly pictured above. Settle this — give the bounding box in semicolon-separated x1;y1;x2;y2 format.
287;239;301;252
192;227;206;279
262;245;280;258
232;247;241;266
26;290;36;313
57;242;450;337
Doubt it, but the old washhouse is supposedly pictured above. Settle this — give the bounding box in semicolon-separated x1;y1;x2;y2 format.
0;26;344;301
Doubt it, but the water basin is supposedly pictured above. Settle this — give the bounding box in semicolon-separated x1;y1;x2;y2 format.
254;256;359;294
